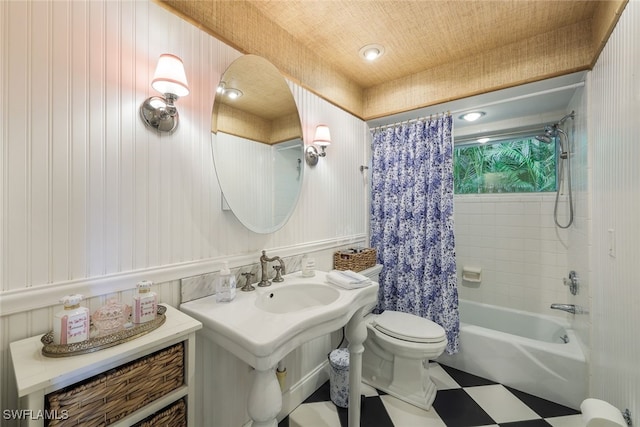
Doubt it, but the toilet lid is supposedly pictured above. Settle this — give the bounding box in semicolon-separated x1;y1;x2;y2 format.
372;311;446;343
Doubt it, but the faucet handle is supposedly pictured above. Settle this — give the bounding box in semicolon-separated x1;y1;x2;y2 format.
273;265;284;282
241;272;255;292
563;270;579;295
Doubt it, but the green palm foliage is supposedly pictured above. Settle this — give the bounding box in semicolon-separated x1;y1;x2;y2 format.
454;138;556;194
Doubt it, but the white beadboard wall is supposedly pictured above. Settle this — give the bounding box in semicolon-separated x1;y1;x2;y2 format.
0;0;368;419
588;0;639;419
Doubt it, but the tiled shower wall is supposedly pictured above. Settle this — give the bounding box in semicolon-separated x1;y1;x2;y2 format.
454;193;572;316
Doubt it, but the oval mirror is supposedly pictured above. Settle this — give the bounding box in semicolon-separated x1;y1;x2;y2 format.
211;55;304;234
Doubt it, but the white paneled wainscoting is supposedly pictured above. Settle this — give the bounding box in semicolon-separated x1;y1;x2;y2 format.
587;0;640;418
1;242;352;425
0;0;369;419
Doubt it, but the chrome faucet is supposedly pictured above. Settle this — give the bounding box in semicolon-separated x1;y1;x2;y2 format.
258;250;286;287
550;303;576;314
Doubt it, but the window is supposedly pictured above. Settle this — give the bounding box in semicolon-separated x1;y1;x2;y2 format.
453;137;556;194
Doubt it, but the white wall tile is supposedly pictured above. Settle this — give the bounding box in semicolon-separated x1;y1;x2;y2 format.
455;193;570;316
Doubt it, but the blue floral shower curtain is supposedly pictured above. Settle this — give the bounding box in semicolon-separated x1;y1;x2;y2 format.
370;115;459;354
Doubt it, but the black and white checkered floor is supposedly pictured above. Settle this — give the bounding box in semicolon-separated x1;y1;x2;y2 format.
279;363;582;427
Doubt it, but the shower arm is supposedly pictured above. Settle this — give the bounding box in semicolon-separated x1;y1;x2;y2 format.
557;111;575;126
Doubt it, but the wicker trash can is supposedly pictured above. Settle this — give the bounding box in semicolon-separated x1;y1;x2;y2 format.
328;348;350;408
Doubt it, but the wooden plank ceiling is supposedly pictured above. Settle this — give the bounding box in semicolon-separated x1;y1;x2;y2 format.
159;0;627;120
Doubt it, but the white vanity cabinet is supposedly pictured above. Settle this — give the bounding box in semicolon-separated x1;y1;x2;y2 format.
9;305;202;427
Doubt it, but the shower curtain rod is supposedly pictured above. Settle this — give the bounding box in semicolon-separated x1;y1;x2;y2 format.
371;111;451;131
369;81;585;132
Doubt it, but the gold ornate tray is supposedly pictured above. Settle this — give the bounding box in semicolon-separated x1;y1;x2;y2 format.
41;305;167;358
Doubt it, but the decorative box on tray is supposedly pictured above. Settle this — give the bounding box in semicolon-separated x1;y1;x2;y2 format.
41;305;167;357
333;247;377;272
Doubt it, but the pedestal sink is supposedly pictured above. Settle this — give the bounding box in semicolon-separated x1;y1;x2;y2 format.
180;270;378;427
255;284;340;313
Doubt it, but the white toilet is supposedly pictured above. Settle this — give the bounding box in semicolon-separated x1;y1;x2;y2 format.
359;264;448;410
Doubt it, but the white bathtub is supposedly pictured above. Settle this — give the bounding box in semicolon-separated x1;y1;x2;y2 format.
437;299;587;409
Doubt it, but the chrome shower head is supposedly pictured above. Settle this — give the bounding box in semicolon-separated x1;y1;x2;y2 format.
535;134;553;144
536;125;556;143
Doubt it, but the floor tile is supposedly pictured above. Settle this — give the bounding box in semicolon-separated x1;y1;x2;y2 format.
439;364;498;387
282;363;584;427
361;396;396;427
432;388;496;427
380;394;447;427
303;380;332;403
429;362;462;390
505;387;580;418
305;380;379;405
544;414;584;427
288;401;341;427
334;396;395;427
278;415;289;427
465;385;540;423
361;381;381;397
499;419;552;427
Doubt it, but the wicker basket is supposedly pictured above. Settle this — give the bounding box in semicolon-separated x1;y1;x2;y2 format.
134;398;186;427
333;248;377;272
45;342;184;426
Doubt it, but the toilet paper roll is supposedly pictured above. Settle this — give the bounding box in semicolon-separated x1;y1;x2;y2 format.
581;398;627;427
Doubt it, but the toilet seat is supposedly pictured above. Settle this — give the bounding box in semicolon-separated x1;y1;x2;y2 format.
372;311;446;344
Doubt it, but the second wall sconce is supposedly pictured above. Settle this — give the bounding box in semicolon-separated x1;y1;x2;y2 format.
140;53;189;134
305;124;332;166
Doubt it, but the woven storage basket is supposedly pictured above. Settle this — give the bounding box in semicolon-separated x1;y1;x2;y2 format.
134;398;186;427
45;342;184;427
333;248;377;272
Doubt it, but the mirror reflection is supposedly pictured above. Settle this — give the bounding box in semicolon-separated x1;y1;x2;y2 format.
211;55;304;233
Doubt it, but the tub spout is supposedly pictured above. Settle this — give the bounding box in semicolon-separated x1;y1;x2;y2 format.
550;303;576;314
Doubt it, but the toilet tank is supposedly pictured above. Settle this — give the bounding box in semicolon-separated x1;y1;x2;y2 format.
359;264;382;313
359;264;383;283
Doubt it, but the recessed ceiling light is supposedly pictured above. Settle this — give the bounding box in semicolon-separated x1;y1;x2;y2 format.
459;111;486;122
477;137;490;143
359;44;385;61
225;88;243;100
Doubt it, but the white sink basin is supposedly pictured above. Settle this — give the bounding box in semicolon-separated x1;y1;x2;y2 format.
180;271;378;369
255;283;340;313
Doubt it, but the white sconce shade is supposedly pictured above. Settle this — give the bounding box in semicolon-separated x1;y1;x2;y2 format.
313;124;332;147
140;54;189;134
151;54;189;97
305;124;332;166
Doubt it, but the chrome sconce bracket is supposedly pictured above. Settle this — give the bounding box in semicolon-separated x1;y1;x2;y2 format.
304;145;327;166
140;94;180;134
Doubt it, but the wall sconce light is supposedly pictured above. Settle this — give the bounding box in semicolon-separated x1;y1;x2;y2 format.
305;124;331;166
140;53;189;134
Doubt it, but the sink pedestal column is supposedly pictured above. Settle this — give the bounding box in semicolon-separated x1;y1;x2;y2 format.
346;307;368;427
248;367;281;427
